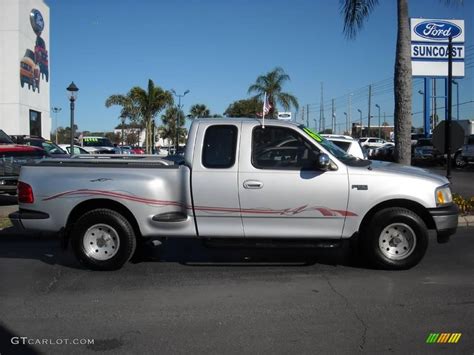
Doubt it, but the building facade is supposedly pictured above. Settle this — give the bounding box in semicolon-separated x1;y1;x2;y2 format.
0;0;51;137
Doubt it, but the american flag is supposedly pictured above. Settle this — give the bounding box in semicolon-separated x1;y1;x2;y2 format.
257;93;272;117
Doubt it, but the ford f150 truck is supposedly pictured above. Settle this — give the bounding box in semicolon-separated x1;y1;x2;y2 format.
11;119;458;270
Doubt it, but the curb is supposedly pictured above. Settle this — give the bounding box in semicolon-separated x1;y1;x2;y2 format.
458;215;474;227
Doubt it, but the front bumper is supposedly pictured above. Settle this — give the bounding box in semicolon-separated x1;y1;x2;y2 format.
428;204;459;243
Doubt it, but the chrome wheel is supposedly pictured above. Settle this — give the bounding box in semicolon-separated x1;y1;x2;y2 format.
378;223;417;261
82;224;120;261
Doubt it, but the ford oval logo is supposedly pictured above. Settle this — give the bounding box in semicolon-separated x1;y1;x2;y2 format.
414;21;461;40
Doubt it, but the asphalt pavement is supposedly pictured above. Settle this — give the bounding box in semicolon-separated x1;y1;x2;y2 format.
0;227;473;355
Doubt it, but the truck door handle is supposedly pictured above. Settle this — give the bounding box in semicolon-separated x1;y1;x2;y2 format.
243;180;264;189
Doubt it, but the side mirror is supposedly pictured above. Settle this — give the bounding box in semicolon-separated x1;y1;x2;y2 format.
317;153;330;170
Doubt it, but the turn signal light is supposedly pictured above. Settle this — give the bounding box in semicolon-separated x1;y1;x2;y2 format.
18;181;34;204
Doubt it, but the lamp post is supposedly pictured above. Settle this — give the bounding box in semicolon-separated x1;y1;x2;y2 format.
357;109;362;137
343;112;348;135
375;104;381;138
452;80;459;120
66;82;79;157
171;89;190;153
51;106;62;144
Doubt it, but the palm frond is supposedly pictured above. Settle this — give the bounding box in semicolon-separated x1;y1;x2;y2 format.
341;0;379;39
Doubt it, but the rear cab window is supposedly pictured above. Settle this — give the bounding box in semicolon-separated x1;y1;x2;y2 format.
202;125;238;169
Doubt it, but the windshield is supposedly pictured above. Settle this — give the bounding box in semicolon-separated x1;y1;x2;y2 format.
41;141;66;154
299;125;370;166
82;137;113;147
0;130;14;144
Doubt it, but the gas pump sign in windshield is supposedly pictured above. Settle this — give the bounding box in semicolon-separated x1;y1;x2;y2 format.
411;18;465;78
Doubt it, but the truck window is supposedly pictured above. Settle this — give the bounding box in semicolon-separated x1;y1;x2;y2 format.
202;125;238;169
252;126;319;170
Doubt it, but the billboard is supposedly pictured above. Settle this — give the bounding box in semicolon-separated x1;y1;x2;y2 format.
410;18;465;77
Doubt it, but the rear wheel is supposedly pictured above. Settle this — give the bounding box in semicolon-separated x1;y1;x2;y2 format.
71;209;136;270
454;152;467;169
362;208;428;270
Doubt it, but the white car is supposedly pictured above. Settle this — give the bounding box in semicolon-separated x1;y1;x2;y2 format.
359;137;393;148
322;135;366;159
58;144;90;155
80;136;120;154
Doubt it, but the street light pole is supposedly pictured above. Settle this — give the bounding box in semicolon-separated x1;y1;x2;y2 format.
343;112;347;135
452;80;459;120
171;89;190;154
357;109;362;137
66;82;79;157
51;106;62;144
375;104;381;138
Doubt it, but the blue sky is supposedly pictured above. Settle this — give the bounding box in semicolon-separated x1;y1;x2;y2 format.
46;0;473;133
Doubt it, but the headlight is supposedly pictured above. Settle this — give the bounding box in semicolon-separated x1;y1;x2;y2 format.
435;185;453;206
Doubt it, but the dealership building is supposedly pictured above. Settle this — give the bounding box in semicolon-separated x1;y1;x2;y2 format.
0;0;51;138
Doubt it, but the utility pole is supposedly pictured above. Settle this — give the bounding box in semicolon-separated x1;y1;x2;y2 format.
331;99;335;134
51;107;62;144
320;82;324;132
368;85;372;136
306;104;309;127
383;112;386;139
433;79;438;127
348;94;352;135
301;106;305;125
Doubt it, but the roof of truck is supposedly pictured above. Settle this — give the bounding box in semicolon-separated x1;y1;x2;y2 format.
195;117;300;126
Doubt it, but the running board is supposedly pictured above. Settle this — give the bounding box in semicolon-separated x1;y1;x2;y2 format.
202;238;342;249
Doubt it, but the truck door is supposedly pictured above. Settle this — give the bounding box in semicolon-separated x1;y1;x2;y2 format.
238;124;349;239
191;123;244;237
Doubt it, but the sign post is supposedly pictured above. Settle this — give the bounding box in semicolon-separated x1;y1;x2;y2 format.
411;18;465;174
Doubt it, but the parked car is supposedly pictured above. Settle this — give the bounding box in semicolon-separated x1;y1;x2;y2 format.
454;134;474;168
58;144;90;155
413;138;443;165
118;145;133;154
322;135;366;159
80;137;120;154
0;144;45;194
12;119;457;271
359;137;392;149
131;147;145;154
10;136;68;158
372;143;395;162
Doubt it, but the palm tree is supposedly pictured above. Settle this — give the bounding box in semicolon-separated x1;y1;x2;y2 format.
106;79;173;153
248;67;299;118
105;94;138;146
159;106;187;147
189;104;210;119
341;0;462;165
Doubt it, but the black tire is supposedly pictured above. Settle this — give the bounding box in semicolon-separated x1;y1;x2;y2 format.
71;209;136;270
361;207;428;270
454;152;466;169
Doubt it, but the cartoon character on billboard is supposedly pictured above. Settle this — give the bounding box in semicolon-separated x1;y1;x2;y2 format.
19;8;49;92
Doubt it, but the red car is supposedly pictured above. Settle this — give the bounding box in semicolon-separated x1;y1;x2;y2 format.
0;144;45;194
131;147;145;154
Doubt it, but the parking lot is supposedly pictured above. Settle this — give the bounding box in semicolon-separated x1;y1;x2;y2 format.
0;225;473;354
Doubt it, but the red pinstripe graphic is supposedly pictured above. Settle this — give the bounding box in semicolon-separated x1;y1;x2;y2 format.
43;189;358;217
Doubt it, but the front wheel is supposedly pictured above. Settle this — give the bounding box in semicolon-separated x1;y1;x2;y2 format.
361;208;428;270
71;209;136;270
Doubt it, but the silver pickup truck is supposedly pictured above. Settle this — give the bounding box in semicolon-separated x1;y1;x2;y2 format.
11;118;458;270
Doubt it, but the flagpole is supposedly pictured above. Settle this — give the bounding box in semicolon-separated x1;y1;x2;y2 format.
262;92;266;128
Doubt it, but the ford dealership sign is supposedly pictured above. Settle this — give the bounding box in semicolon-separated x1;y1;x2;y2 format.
410;18;465;77
414;21;462;41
